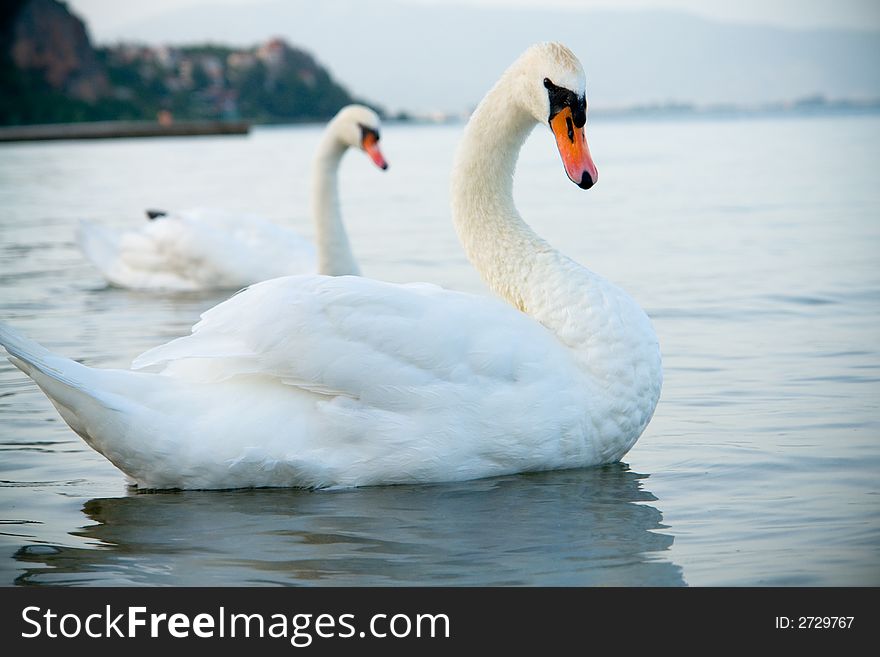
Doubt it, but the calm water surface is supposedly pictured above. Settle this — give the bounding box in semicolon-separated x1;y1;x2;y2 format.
0;115;878;586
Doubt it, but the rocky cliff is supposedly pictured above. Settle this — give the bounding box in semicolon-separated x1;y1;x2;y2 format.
0;0;367;125
5;0;107;102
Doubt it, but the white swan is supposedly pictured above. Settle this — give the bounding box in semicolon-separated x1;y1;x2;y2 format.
76;104;388;290
1;43;662;489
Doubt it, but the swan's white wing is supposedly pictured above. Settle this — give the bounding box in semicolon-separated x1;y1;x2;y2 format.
131;276;609;487
133;274;577;407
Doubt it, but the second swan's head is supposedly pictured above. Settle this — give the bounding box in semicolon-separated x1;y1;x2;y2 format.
514;43;598;189
329;104;389;170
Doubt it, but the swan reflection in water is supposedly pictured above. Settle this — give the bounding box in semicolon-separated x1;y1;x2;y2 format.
14;464;684;586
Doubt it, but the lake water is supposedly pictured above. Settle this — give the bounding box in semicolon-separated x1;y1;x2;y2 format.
0;115;878;586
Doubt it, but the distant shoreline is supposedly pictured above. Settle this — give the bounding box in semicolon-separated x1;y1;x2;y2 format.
591;98;880;122
1;103;876;144
389;96;880;125
0;120;250;143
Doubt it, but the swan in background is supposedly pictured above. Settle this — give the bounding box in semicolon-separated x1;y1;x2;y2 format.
76;104;388;291
1;43;662;490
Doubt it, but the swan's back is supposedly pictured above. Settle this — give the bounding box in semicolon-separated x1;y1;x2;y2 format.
78;210;316;290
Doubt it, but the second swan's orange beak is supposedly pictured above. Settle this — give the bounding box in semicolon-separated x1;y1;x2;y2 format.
362;131;388;170
550;107;598;189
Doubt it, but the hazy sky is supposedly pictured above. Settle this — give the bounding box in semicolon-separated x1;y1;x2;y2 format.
68;0;880;34
60;0;880;113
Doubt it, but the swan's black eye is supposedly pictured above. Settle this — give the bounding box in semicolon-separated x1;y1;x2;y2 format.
543;77;553;89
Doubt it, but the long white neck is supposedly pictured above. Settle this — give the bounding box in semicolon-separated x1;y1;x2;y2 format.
450;70;662;409
311;130;360;276
451;74;548;314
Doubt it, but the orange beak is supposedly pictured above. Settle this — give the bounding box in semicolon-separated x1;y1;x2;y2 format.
362;131;388;170
550;107;597;189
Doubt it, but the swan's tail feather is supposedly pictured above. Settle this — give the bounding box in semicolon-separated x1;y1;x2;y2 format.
0;323;184;485
76;219;121;279
0;322;78;386
0;322;127;438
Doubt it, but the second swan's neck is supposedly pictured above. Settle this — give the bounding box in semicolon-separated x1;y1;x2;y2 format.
311;132;360;276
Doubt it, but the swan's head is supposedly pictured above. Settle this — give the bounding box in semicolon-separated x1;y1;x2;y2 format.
329;104;388;170
516;43;598;189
